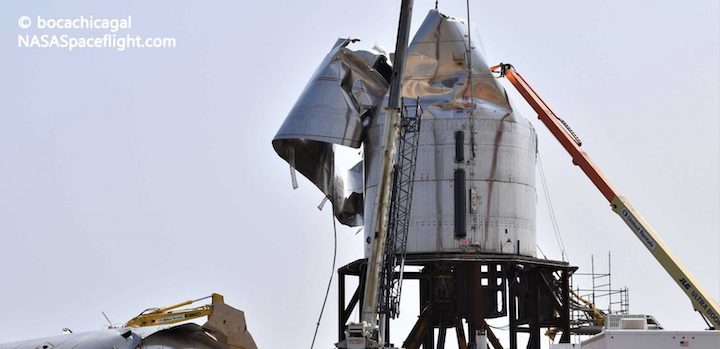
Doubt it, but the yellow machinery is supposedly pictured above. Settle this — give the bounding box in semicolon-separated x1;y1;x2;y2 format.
570;289;606;327
124;293;258;349
547;289;606;340
125;293;222;327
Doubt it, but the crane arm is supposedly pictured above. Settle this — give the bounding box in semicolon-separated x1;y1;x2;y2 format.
125;293;221;327
490;63;720;330
361;0;415;330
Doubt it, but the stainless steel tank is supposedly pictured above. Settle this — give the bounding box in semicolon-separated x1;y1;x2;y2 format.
363;10;537;257
273;10;537;257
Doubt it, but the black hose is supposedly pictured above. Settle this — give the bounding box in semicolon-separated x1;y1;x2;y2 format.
310;204;338;349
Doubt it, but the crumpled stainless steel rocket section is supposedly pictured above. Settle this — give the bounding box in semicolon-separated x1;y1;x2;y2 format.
273;38;390;226
402;11;508;110
363;10;538;257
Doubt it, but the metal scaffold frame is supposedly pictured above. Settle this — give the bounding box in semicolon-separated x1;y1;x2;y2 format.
338;254;576;349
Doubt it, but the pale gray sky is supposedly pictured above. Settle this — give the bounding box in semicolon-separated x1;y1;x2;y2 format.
0;1;718;348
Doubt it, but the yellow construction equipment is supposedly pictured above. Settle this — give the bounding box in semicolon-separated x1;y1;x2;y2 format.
546;289;606;340
125;293;223;327
571;289;606;327
124;293;257;349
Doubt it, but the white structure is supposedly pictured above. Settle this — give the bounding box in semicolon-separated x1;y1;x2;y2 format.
580;330;719;349
551;315;720;349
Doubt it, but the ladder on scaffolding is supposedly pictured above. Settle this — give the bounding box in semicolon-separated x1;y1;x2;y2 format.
378;99;423;319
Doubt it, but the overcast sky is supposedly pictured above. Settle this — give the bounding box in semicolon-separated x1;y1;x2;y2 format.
1;1;718;348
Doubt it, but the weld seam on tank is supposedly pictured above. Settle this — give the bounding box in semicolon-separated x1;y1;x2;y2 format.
454;168;467;238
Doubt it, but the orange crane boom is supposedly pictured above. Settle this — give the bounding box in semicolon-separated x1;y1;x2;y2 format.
490;63;719;330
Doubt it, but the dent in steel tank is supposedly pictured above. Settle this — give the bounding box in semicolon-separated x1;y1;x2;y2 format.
363;11;537;257
273;10;576;349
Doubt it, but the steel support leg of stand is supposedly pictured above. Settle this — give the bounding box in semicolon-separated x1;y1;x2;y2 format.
454;317;468;349
403;305;433;349
437;325;447;349
482;320;504;349
420;278;434;348
509;272;518;349
559;269;571;343
528;269;541;349
338;271;345;342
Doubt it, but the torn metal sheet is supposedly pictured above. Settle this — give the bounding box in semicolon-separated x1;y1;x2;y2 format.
274;10;538;256
332;160;364;226
401;12;509;110
272;39;391;227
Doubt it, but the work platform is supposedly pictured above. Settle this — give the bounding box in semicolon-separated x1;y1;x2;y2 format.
338;254;577;349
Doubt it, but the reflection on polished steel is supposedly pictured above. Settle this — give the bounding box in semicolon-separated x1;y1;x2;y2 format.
272;38;391;226
367;10;538;256
274;10;537;257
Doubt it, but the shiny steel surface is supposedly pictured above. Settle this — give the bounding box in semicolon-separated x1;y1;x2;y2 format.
0;325;228;349
273;38;390;226
363;10;538;256
0;329;142;349
274;10;537;257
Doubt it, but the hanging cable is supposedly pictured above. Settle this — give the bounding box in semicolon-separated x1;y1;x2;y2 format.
537;153;568;262
536;244;548;259
464;0;477;158
310;199;338;349
486;323;510;330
